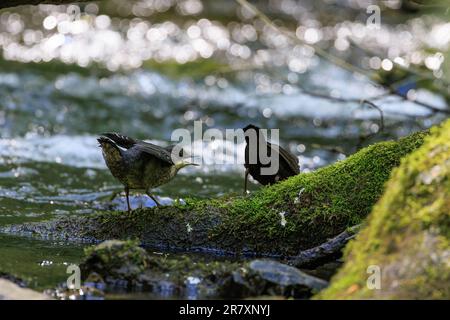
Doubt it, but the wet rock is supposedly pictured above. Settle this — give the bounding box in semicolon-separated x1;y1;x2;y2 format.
47;285;105;300
80;240;196;295
219;259;328;299
78;240;329;299
44;272;107;300
80;240;157;288
0;279;51;300
250;260;328;290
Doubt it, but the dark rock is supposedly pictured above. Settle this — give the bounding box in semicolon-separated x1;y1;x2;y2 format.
80;239;157;288
219;259;328;299
249;260;328;290
47;285;105;300
78;240;329;299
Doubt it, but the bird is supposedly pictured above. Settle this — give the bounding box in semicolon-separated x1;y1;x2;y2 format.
98;132;197;212
242;124;300;193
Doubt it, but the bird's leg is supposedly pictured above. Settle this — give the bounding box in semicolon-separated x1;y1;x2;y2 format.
244;168;249;195
109;189;122;201
125;186;132;213
146;189;161;207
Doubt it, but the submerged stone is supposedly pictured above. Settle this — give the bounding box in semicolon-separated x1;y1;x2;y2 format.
249;259;328;290
78;240;329;299
219;259;328;299
80;239;156;288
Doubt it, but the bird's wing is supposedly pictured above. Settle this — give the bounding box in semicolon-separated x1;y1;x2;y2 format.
135;140;174;165
165;144;182;154
101;132;136;149
164;144;186;159
268;142;300;174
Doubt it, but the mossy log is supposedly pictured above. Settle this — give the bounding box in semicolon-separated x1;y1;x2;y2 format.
2;130;428;257
317;119;450;299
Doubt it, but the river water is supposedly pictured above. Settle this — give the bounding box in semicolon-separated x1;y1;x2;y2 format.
0;0;447;298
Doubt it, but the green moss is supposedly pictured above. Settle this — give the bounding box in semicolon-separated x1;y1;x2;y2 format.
3;129;429;256
317;120;450;299
81;240;155;283
80;240;326;299
208;129;429;254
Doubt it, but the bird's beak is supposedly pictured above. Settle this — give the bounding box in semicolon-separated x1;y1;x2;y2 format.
176;161;199;170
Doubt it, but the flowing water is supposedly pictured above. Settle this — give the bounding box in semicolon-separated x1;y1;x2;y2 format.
0;59;444;297
0;0;448;298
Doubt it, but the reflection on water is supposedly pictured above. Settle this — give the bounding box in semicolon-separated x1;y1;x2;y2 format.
0;233;241;299
0;233;84;291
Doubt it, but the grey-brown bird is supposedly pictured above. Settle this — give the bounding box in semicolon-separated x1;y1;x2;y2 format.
98;132;196;212
243;124;300;193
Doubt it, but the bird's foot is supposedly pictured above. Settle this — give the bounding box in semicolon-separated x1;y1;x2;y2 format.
146;192;161;207
153;199;162;207
109;190;122;201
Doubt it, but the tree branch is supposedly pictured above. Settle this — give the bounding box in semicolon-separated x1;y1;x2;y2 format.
234;0;450;115
0;0;91;9
288;224;361;268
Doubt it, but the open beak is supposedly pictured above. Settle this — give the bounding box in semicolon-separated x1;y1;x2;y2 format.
176;161;199;170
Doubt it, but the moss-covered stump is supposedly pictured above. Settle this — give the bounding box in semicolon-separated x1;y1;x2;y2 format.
1;130;427;256
317;120;450;299
75;240;327;299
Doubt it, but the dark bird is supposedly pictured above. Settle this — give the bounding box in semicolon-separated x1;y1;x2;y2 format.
98;132;196;212
243;124;300;193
